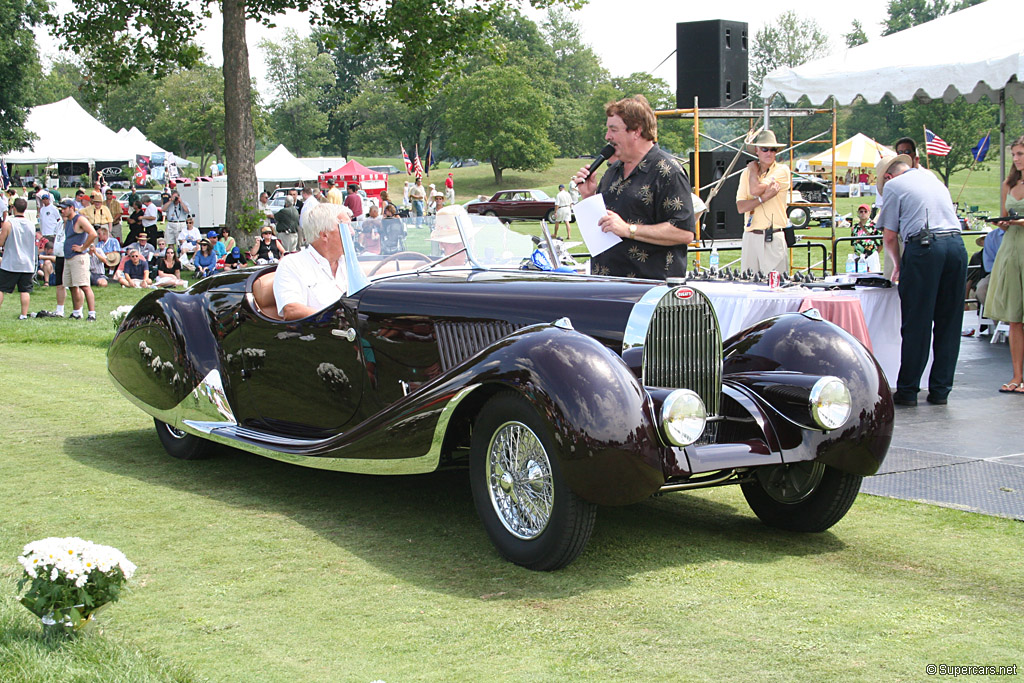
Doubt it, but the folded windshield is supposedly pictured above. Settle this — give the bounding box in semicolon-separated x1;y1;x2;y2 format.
343;210;538;288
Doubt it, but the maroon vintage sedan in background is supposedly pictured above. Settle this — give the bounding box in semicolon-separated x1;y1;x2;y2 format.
465;189;570;223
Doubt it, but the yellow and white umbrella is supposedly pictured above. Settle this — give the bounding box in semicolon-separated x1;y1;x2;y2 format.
807;133;897;168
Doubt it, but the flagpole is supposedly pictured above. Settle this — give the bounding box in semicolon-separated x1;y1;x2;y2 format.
923;125;930;170
955;132;990;205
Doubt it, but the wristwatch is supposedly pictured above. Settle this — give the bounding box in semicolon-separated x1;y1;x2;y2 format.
628;225;637;238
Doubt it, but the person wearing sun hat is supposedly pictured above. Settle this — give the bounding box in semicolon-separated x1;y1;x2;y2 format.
877;153;967;406
427;204;476;266
736;129;790;274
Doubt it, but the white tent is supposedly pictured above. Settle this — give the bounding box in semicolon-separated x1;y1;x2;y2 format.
807;133;896;169
119;126;167;155
256;144;320;182
762;0;1024;106
6;97;139;164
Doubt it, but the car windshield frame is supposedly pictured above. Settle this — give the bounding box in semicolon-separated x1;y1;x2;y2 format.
339;213;538;295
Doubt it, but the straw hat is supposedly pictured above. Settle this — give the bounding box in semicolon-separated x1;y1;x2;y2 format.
745;130;785;154
429;205;475;243
876;154;912;195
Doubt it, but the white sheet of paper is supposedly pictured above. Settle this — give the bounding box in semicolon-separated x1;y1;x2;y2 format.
573;193;620;257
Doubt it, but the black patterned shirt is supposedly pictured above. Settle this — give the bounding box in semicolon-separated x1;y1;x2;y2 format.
592;144;695;279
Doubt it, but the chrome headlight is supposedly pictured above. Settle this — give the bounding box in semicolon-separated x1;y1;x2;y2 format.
809;377;851;430
661;389;706;446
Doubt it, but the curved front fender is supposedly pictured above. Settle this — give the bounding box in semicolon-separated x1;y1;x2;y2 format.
448;324;667;506
722;312;894;476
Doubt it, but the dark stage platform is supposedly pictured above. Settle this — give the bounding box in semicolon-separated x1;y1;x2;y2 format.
861;330;1024;521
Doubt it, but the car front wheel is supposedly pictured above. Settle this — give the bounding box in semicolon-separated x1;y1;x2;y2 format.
741;461;862;532
154;418;213;460
545;209;556;223
469;391;596;570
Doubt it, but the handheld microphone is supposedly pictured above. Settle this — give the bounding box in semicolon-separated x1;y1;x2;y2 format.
576;144;617;186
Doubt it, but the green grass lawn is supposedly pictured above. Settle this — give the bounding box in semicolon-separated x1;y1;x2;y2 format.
1;282;1023;681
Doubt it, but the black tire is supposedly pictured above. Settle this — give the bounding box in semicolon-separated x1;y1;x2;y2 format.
483;210;498;218
741;461;862;532
154;418;213;460
788;206;810;229
469;391;596;570
545;209;556;224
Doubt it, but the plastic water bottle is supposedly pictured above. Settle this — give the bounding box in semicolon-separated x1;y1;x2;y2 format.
710;246;719;272
845;253;856;273
857;255;868;273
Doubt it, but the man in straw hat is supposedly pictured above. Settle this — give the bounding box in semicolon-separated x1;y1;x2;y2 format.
877;153;968;406
736;129;790;274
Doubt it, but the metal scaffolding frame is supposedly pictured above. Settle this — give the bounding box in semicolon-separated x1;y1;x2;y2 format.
655;102;840;272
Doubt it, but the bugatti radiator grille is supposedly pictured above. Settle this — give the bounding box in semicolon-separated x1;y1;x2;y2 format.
435;321;523;372
642;287;723;419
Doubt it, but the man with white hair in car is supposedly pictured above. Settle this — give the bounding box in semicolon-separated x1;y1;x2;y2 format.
273;203;351;321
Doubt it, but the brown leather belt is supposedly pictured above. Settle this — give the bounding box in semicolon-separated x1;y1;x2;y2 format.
748;228;781;235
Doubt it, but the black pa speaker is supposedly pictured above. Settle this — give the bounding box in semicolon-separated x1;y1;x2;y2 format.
676;20;748;109
690;151;746;241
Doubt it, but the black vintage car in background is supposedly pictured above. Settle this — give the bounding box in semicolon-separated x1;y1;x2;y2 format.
108;211;893;570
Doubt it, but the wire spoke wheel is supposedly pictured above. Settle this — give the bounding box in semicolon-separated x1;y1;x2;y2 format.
742;461;863;532
469;391;596;570
756;461;825;504
486;421;554;540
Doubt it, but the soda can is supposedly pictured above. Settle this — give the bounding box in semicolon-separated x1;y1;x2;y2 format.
768;270;781;290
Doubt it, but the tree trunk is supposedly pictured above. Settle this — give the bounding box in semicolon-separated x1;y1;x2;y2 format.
491;160;502;185
222;0;257;235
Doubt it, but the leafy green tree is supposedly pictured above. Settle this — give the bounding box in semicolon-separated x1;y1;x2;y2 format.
147;65;228;173
445;65;556;184
902;96;998;185
34;57;87;107
260;31;333;156
842;95;906;146
0;0;46;154
311;27;384;156
881;0;984;36
751;11;830;106
844;19;868;47
50;0;578;233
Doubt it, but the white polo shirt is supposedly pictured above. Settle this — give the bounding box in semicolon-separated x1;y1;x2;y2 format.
38;203;62;237
273;245;348;318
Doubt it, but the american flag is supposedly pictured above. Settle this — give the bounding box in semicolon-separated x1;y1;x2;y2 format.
413;145;424;178
925;129;952;156
401;143;413;175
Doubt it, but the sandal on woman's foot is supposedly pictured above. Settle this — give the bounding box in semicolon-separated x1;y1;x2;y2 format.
999;382;1024;393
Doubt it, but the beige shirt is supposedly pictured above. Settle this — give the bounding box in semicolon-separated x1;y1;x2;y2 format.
737;162;791;231
82;204;114;226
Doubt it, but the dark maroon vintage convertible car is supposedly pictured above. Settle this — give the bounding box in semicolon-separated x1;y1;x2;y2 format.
108;210;893;570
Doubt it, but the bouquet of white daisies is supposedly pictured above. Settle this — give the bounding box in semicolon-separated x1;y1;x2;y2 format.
17;537;137;634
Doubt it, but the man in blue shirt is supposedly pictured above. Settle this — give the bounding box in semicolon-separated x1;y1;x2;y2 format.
878;155;968;406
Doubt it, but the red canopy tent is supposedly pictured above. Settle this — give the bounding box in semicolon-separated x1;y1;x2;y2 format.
318;160;388;201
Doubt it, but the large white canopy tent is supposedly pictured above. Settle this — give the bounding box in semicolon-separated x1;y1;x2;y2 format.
255;144;320;188
762;0;1024;182
116;126;195;168
6;97;139;164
